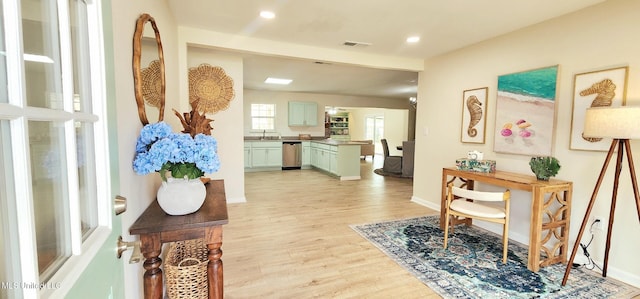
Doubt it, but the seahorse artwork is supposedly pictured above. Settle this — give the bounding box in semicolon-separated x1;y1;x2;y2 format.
466;95;483;137
579;78;616;142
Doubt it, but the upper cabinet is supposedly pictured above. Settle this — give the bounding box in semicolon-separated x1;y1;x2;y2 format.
288;101;318;126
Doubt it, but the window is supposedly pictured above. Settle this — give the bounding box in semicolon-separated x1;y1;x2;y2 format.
1;0;108;296
251;104;276;130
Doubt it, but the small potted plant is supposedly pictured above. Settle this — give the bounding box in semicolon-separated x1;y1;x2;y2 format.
529;156;561;181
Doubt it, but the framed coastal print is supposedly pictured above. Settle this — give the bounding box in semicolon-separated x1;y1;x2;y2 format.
461;87;488;144
493;65;558;156
569;66;628;151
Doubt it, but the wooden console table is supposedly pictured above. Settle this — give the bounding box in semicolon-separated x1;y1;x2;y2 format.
129;180;229;299
441;167;572;272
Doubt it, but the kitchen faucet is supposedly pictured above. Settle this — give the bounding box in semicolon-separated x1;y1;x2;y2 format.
262;129;266;140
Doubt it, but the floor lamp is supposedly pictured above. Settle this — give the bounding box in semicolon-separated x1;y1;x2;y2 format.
562;106;640;286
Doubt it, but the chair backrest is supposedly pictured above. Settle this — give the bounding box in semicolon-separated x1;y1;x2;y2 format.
450;185;509;202
381;139;390;157
402;140;415;158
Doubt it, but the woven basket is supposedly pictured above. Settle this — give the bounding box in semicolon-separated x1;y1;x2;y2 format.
165;239;209;299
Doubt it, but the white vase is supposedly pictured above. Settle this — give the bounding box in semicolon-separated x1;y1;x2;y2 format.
157;177;206;215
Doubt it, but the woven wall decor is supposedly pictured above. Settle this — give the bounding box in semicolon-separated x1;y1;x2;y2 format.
188;63;235;114
140;59;163;108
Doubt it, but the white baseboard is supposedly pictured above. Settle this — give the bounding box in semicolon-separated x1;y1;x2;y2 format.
411;195;439;211
409;196;639;288
227;196;246;203
585;258;640;288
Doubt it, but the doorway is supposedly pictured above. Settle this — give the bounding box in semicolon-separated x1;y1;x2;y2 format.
365;116;384;154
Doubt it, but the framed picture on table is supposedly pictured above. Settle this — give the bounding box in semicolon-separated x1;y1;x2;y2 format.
569;66;628;151
460;87;488;144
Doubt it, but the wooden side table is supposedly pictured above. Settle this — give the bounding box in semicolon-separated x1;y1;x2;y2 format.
441;167;572;272
130;180;229;299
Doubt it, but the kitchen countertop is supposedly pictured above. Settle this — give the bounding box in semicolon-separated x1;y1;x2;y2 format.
244;136;321;142
311;139;362;146
243;137;362;146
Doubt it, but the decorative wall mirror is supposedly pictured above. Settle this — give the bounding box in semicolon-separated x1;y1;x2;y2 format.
132;13;166;125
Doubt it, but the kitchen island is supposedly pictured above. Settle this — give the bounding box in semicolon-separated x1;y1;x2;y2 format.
309;140;361;180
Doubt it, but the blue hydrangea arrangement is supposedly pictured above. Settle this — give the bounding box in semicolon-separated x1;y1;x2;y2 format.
133;122;220;181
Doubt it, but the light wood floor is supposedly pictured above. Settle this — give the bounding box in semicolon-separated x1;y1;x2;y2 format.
223;157;441;298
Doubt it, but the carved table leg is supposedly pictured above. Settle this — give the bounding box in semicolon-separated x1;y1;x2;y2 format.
140;234;163;299
207;226;224;299
529;187;543;272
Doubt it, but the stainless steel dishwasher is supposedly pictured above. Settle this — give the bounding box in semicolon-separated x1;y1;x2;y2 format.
282;141;302;170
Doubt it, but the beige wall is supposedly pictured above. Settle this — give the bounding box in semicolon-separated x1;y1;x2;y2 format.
414;0;640;286
186;48;246;203
110;0;181;298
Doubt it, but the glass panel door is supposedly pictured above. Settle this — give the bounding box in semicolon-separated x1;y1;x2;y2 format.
29;120;71;280
365;116;384;154
22;0;63;109
1;0;118;296
75;122;98;238
69;0;92;113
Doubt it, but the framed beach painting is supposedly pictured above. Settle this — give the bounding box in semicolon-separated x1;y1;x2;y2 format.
461;87;488;144
494;65;559;156
569;66;628;151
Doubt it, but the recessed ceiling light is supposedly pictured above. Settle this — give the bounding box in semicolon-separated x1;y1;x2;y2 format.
265;77;292;85
406;36;420;43
260;11;275;19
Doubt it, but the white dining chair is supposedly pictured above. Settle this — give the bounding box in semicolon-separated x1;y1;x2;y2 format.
443;183;511;263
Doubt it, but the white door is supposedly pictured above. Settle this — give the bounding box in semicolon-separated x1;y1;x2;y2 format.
1;0;124;298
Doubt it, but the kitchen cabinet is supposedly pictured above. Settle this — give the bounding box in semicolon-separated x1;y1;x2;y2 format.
245;141;282;169
310;142;333;172
310;141;360;180
329;151;338;173
288;101;318;126
244;143;251;168
301;141;311;168
309;146;319;167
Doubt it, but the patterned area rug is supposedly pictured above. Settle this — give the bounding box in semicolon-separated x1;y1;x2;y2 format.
351;216;640;298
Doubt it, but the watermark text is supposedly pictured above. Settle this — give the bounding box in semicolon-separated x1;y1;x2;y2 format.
0;281;61;290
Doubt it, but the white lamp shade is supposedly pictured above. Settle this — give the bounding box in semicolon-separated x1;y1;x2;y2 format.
583;106;640;139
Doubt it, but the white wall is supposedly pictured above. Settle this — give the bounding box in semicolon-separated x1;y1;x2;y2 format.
110;1;180;298
414;0;640;286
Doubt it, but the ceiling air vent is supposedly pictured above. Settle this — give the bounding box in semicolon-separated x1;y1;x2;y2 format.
343;40;372;47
